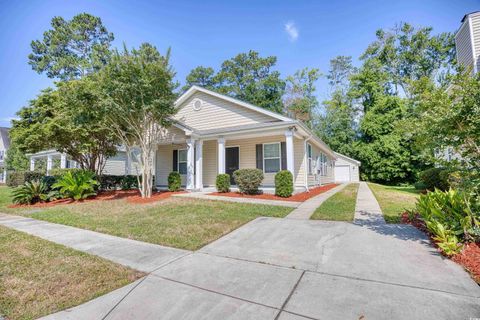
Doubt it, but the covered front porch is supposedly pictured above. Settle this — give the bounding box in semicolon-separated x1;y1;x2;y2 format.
154;122;303;192
28;150;78;175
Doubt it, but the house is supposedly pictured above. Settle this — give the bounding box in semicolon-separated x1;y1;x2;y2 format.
455;11;480;74
29;86;338;192
333;152;360;183
0;127;10;183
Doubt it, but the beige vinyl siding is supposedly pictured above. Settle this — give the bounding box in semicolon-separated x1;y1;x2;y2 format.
456;21;475;72
471;14;480;71
103;152;128;175
335;156;360;182
156;144;187;186
303;143;335;186
174;92;280;131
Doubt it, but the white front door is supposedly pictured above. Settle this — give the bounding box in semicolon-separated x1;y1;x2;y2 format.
335;165;350;182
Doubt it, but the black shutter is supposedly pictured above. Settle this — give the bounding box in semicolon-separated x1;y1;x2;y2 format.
172;150;178;172
281;142;287;170
256;144;263;170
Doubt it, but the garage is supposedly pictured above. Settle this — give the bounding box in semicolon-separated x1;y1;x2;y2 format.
334;152;361;182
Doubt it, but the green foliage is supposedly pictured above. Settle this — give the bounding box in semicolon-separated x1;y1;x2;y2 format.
99;43;177;198
233;169;264;195
96;175;139;190
283;68;321;126
12;180;49;204
275;170;293;198
215;174;230;193
419;168;450;191
48;168;83;178
184;50;285;113
28;13;114;80
11;77;119;174
4;142;29;171
168;172;181;192
52;170;99;200
416;189;480;255
6;171;44;187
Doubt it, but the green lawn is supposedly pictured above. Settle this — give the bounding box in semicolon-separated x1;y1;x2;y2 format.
0;225;143;320
0;185;292;250
0;186;12;211
368;183;420;223
311;183;359;221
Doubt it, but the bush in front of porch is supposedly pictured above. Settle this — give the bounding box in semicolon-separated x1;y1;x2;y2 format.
275;170;293;198
233;169;264;194
216;174;230;193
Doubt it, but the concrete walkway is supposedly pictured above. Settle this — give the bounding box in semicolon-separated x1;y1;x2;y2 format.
173;192;300;208
354;182;386;224
0;214;189;273
286;183;348;219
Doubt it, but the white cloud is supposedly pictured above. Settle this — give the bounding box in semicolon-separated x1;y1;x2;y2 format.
0;117;18;125
285;21;299;42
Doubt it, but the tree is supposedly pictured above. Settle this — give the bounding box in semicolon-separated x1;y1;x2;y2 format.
184;51;286;113
317;56;357;156
10;79;118;174
283;67;321;126
182;66;216;91
29;13;114;81
4;142;29;171
99;43;178;198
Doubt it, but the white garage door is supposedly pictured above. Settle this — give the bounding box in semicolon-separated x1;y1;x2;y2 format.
335;165;350;182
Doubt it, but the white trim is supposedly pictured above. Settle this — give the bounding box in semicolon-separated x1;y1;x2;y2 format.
468;16;478;74
186;139;195;190
217;138;226;174
195;140;203;190
307;143;313;175
284;130;294;174
176;86;293;122
262;142;281;174
177;148;188;175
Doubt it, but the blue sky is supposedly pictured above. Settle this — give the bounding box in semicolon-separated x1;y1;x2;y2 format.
0;0;478;127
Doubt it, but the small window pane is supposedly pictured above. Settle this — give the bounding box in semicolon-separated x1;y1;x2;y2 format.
178;150;187;162
264;159;280;173
179;162;187;175
308;144;312;157
264;144;280;158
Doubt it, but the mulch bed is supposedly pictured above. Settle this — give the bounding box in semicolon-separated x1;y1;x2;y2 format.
8;190;185;208
401;212;480;283
209;183;338;202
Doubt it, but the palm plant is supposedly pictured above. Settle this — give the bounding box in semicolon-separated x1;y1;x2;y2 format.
53;170;99;200
12;180;49;204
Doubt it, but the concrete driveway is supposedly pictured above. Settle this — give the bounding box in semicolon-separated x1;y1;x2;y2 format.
44;217;480;320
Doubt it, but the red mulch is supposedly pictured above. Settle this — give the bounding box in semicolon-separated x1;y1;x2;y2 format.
8;189;185;208
209;184;339;202
401;211;480;283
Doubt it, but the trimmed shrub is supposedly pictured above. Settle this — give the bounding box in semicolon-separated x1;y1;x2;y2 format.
275;170;293;198
168;171;181;191
216;174;230;193
96;175;140;190
233;168;264;195
6;171;44;187
419;168;450;191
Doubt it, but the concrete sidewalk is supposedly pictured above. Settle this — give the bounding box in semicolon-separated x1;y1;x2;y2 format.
354;182;386;224
286;183;348;219
0;214;189;273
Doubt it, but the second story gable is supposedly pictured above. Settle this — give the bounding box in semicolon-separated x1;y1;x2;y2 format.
456;11;480;74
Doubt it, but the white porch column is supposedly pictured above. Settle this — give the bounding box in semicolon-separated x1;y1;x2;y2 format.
46;155;53;175
195;140;203;190
186;139;195;190
217;138;225;174
2;169;6;183
30;158;36;171
60;153;67;169
285;130;295;174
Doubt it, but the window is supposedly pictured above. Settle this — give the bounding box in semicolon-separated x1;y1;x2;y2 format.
307;144;313;174
178;149;187;174
0;150;4;161
263;143;281;173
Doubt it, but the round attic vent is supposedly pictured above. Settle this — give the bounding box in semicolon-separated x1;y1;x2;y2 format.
193;99;202;111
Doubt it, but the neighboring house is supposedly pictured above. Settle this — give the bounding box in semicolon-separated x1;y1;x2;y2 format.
455;11;480;74
29;86;337;192
333;152;360;183
0;127;10;183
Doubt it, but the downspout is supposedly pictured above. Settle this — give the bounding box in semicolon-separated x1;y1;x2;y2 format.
304;135;312;192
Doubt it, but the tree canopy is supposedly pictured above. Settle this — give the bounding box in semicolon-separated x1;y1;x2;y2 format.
28;13;114;80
